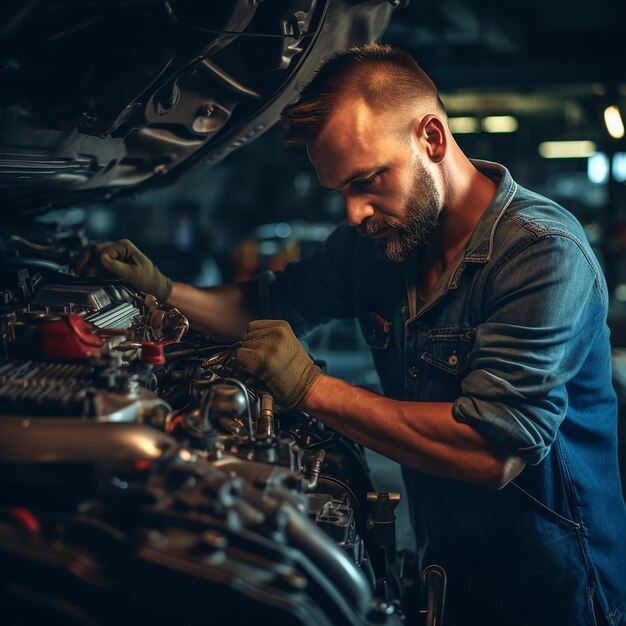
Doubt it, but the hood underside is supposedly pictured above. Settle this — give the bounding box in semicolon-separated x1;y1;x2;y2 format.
0;0;396;217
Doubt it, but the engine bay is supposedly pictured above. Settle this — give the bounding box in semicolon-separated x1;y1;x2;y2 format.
0;222;433;625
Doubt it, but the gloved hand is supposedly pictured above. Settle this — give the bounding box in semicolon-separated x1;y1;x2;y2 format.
74;239;172;302
235;320;321;408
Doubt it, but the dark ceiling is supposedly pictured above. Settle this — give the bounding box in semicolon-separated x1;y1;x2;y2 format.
377;0;626;159
384;0;626;90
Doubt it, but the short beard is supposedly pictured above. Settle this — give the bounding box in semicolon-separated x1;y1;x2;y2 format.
359;164;441;263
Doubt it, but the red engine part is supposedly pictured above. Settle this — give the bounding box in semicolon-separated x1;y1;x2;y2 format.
38;313;103;360
140;342;166;365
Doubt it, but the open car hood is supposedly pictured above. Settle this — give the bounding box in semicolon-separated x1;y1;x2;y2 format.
0;0;396;216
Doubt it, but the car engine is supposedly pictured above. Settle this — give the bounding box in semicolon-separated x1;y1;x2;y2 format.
0;222;443;626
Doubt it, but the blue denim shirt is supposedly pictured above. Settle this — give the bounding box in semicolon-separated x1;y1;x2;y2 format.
250;160;626;625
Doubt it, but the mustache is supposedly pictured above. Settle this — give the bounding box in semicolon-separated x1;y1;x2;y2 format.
357;217;404;237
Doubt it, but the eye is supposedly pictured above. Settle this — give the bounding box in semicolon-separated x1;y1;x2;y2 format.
354;173;380;191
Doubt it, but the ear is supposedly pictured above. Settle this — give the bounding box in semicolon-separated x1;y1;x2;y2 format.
414;114;447;164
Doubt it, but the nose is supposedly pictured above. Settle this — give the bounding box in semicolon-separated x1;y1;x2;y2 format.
344;195;374;227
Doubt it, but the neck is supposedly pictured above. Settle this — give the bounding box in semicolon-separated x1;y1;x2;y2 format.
433;148;496;267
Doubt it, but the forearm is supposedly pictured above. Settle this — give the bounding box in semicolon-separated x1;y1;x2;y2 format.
167;281;260;339
300;374;525;489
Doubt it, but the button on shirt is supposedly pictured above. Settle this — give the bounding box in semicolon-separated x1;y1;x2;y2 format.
249;160;626;625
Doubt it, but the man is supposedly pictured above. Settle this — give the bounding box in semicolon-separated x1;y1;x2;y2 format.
77;44;626;625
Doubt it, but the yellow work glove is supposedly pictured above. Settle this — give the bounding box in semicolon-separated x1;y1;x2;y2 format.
74;239;172;303
235;320;321;408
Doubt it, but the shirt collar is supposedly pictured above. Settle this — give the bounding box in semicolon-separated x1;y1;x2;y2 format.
461;159;518;264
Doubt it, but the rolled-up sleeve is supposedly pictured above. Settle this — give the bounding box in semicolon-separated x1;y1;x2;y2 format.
452;233;606;465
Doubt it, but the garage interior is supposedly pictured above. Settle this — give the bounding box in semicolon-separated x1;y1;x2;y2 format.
1;1;625;625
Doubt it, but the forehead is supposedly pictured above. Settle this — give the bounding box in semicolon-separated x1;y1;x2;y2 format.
308;97;404;187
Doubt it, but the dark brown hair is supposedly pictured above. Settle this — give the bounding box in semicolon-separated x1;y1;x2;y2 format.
281;43;446;146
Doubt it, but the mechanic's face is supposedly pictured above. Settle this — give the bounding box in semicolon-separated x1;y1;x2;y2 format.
308;97;442;262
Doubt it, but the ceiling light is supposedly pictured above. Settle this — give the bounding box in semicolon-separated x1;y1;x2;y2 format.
604;105;625;139
448;117;480;134
482;116;518;133
539;140;597;159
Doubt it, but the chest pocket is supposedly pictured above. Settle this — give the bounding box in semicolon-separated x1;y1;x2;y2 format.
421;327;475;375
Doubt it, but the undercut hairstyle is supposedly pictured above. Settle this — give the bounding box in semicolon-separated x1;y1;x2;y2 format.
281;43;447;146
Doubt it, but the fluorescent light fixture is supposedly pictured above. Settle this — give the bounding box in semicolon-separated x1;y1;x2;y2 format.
448;117;480;134
604;105;625;139
539;140;597;159
588;152;609;184
482;115;518;133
